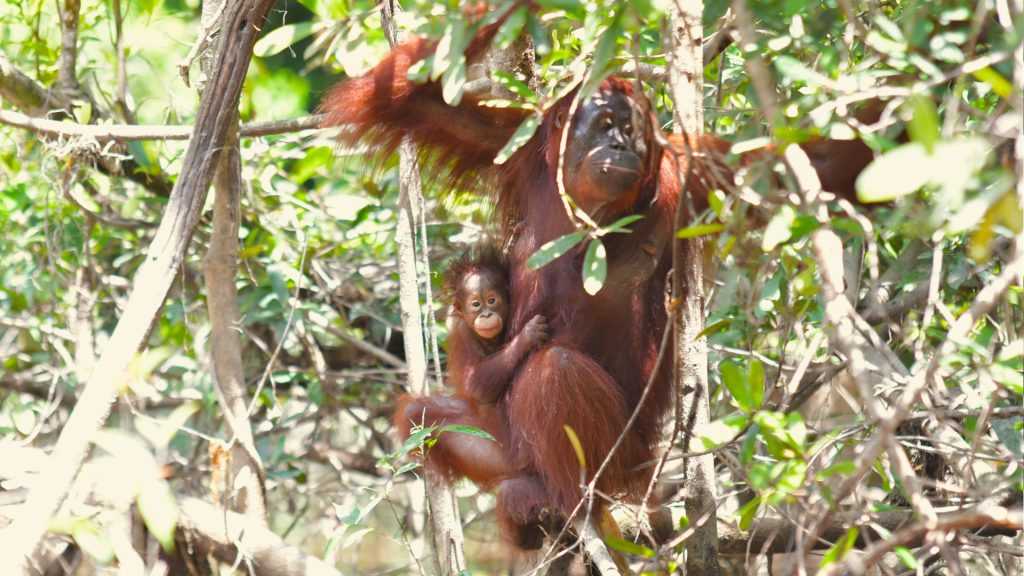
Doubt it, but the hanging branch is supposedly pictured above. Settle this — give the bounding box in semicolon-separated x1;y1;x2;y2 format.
200;0;268;524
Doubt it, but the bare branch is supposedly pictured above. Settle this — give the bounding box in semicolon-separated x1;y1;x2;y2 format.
0;109;325;142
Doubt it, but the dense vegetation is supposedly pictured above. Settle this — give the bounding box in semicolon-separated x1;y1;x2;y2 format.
0;0;1021;574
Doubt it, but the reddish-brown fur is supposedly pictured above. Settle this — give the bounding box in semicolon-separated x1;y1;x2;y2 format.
394;249;548;500
323;10;875;549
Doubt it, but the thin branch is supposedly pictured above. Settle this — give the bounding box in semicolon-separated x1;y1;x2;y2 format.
0;109;326;141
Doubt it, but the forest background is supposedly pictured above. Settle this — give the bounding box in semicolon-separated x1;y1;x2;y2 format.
0;0;1021;574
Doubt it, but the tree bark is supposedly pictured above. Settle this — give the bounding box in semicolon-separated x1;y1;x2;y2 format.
200;0;268;525
667;1;720;574
380;3;467;574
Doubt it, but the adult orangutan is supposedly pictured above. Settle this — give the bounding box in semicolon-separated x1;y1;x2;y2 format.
321;7;874;549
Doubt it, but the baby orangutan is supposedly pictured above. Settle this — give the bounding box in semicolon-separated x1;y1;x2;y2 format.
394;248;548;506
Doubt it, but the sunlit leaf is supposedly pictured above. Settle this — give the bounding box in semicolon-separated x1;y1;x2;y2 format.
775;55;828;87
493;71;538;101
762;205;796;251
582;14;621;93
136;401;201;450
564;425;586;468
72;522;115;563
494;7;528;49
254;22;317;57
344;527;372;549
677;223;724;238
138;476;179;552
720;360;752;412
856;138;989;203
582;238;607;295
893;546;918;569
433;19;468;81
972;67;1014;99
439;424;497;442
526;230;587;269
494;114;541;164
906;95;939;153
441;57;468;106
605;535;656;558
697;414;749;451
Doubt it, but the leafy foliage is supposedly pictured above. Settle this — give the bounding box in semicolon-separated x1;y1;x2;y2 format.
0;0;1021;573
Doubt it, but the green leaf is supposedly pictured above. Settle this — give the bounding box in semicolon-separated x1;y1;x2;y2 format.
707;189;726;217
395;461;422;476
439;424;496;442
583;14;622;93
433;19;469;81
582;238;607;295
731;137;772;155
493;71;538;102
526;12;552;56
254;22;317;57
696;318;732;338
441;57;468;106
72;522;115;563
536;0;585;13
494;114;541;164
818;460;857;479
774;55;828;87
526;230;587;269
598;214;644;235
137;476;179;552
972;67;1014;99
762;205;796;251
893;546;918;569
135;401;200;450
494;7;528;49
344;527;372;548
856;138;990;203
676;223;724;238
738;496;760;531
720;360;753;412
604;535;656;558
749;359;764;409
864;29;906;58
906;95;939;153
821;526;859;566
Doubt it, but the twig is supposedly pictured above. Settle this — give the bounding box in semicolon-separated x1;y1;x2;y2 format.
0;109;325;141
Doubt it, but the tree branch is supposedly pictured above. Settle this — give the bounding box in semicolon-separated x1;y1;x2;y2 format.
0;1;277;571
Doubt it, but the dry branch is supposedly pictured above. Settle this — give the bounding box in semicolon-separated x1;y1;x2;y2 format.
178;498;341;576
0;108;324;142
0;1;277;572
720;500;1023;557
